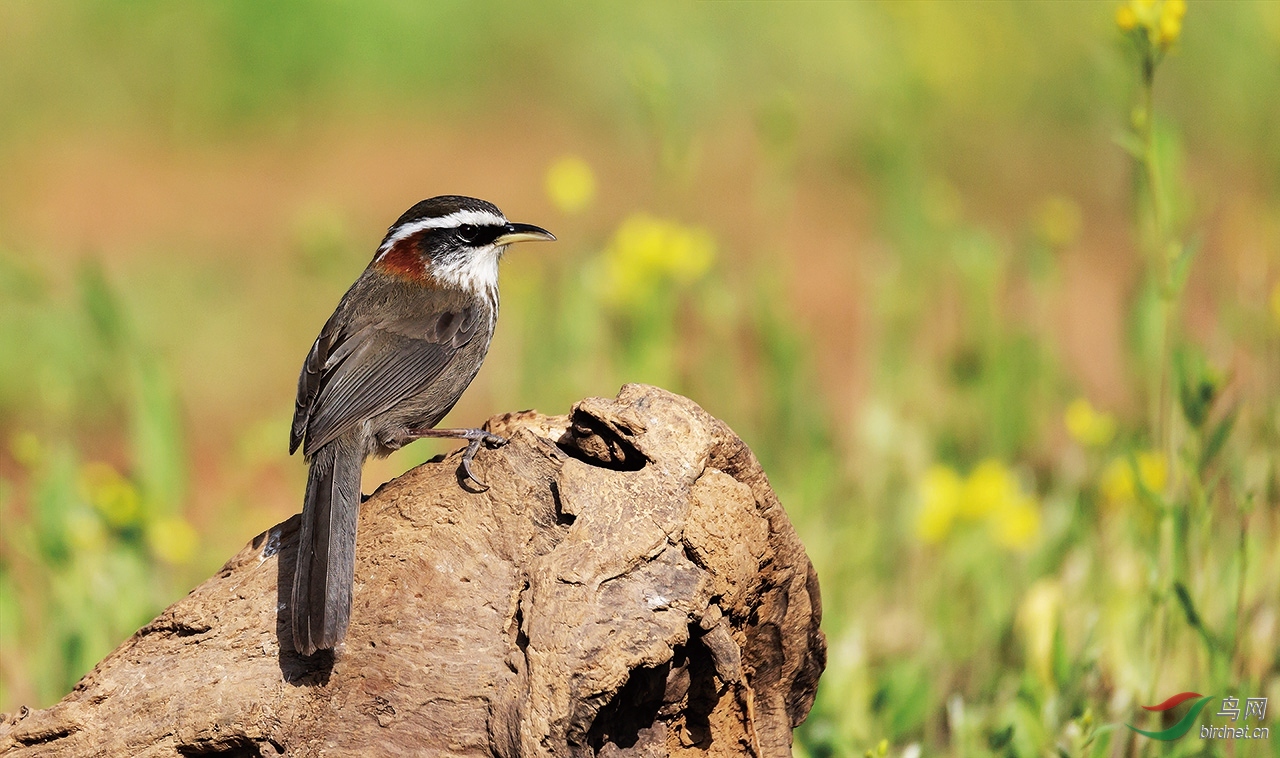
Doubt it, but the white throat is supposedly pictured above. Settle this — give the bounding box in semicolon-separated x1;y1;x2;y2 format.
431;243;503;301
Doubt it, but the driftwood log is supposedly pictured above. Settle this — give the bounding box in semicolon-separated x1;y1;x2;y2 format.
1;385;826;757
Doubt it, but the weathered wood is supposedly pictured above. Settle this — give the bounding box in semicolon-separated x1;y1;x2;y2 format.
1;385;825;757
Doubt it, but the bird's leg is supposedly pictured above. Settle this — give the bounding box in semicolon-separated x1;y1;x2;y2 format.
403;427;508;490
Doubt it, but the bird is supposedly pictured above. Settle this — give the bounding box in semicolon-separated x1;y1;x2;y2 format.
288;195;554;655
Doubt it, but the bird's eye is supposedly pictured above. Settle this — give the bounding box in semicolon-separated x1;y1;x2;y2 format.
457;224;480;243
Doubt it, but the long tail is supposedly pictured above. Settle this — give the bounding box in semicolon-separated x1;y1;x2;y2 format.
292;439;362;655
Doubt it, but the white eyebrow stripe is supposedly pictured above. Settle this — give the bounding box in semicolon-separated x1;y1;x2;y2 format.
377;209;508;253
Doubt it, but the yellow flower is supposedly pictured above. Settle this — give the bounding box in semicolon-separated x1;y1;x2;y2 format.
968;460;1042;550
918;459;1042;550
599;214;715;307
1018;579;1062;685
1116;5;1138;31
1100;458;1132;504
1064;398;1116;448
961;459;1018;518
146;516;199;565
1136;451;1169;493
1117;0;1186;48
1156;12;1183;46
80;462;141;528
992;495;1041;551
545;155;596;215
1101;451;1168;506
916;465;963;543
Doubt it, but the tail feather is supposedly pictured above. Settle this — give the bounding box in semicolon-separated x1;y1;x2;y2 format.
292;440;362;655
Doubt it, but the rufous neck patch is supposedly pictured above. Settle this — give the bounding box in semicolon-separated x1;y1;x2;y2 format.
373;232;430;282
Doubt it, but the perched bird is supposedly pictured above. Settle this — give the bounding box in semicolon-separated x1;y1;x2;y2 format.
288;195;554;655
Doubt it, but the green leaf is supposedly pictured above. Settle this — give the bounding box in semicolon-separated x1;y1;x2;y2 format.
129;357;187;518
988;724;1014;750
872;661;932;740
77;260;129;350
1164;240;1197;298
1175;346;1220;429
1088;725;1116;758
1051;623;1071;691
1174;581;1220;655
1174;581;1201;628
1112;131;1146;162
1198;407;1237;475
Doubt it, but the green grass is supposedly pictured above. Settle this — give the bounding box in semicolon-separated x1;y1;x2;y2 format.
0;2;1277;755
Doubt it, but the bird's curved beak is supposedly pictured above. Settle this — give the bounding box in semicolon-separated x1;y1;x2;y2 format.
495;222;556;246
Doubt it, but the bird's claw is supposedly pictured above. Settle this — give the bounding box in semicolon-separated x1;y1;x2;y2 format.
459;430;507;490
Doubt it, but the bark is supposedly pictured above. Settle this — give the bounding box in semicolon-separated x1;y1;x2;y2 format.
1;385;826;758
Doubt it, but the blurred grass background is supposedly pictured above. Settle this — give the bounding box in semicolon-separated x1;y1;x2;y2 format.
1;1;1278;755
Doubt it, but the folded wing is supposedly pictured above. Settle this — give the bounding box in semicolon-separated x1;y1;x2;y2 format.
290;306;481;457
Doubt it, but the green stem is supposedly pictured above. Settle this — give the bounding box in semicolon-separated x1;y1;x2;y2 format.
1135;48;1175;757
1231;513;1248;682
1139;64;1173;454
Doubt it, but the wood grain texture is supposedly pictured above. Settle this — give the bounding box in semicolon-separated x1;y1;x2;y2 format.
0;385;825;758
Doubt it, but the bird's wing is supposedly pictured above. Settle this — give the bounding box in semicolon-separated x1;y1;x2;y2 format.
290;305;483;457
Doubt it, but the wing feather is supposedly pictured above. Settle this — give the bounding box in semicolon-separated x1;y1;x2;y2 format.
291;304;482;457
290;311;347;454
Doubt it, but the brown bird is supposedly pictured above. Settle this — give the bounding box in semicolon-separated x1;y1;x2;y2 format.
288;195;554;655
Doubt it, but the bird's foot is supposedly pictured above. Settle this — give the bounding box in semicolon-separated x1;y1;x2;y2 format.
459;429;507;490
404;427;507;490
